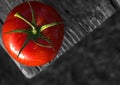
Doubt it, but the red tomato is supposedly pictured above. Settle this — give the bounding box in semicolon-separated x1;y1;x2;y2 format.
2;1;64;66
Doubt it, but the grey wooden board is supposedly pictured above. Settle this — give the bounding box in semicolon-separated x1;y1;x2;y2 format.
0;0;119;79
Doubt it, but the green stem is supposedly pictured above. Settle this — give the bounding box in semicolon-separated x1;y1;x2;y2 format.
14;13;37;34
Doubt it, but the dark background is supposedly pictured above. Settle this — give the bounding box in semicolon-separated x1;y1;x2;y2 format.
1;4;120;85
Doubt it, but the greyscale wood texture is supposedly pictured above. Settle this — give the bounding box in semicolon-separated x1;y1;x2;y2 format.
112;0;120;8
0;0;119;78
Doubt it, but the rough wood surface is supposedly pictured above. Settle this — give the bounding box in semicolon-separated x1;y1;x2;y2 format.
0;0;119;79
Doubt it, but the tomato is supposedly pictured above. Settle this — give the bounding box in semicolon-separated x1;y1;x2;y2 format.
2;1;64;66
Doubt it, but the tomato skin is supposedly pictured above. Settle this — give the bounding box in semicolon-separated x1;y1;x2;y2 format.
2;1;64;66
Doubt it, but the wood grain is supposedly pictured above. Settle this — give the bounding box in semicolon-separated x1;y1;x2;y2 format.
0;0;119;78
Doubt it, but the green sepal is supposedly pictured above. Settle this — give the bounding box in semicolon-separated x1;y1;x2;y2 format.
27;1;36;25
33;33;53;48
3;29;28;34
40;22;63;32
33;41;52;48
18;36;31;57
14;13;36;31
39;33;52;44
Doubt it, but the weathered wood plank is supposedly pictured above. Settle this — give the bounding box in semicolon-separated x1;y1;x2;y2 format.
0;0;119;78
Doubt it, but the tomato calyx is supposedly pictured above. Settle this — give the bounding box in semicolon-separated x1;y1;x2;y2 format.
4;2;63;57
